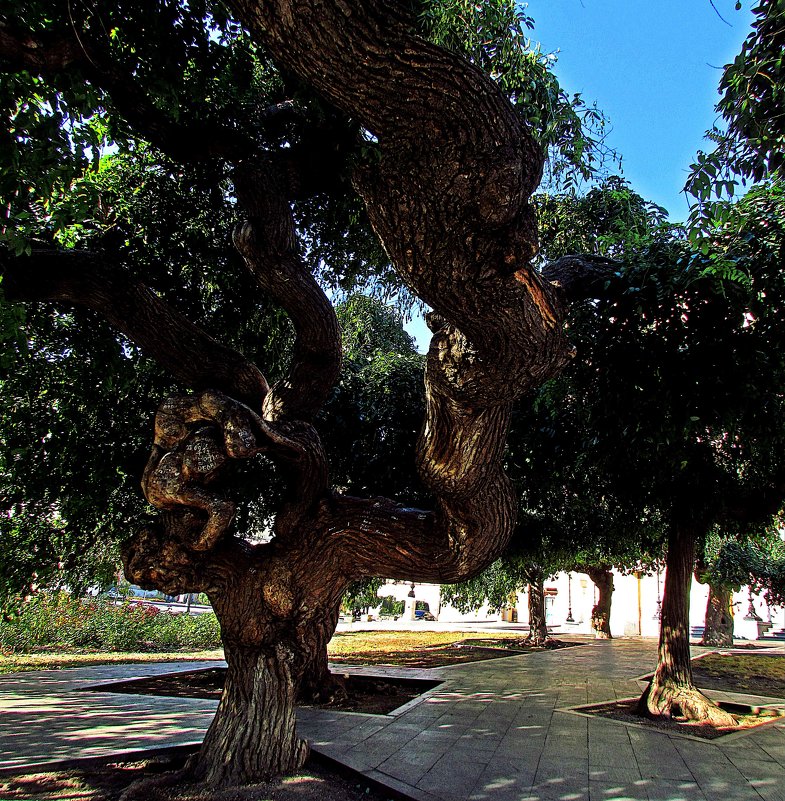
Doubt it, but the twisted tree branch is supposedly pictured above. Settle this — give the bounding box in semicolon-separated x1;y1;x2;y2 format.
0;247;269;410
232;162;342;422
541;254;620;299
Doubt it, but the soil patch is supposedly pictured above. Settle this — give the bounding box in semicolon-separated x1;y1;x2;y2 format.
326;637;577;669
0;750;391;801
91;669;442;715
90;638;577;714
574;697;785;740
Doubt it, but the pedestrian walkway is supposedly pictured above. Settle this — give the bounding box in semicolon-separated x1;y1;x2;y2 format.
0;639;783;801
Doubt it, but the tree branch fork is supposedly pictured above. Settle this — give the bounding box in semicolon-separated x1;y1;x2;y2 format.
0;1;624;782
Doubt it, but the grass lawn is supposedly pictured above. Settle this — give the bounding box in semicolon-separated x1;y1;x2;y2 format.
0;649;225;674
326;629;520;667
0;631;524;674
693;652;785;697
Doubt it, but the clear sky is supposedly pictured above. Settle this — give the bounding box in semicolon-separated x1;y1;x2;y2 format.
526;0;754;219
405;0;756;350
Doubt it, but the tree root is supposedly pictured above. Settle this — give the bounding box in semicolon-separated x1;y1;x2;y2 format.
638;681;738;727
523;634;553;648
700;631;734;647
117;764;192;801
181;736;309;790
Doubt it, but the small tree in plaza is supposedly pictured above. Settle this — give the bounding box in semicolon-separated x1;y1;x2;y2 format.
556;181;785;724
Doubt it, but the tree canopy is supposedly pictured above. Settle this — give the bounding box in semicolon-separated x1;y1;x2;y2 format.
687;0;784;236
1;0;783;784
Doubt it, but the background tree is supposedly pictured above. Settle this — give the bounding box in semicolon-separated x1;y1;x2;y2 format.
545;180;785;724
508;362;664;640
710;526;785;615
695;531;750;647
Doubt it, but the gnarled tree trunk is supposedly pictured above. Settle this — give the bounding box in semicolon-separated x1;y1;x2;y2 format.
586;566;614;639
638;522;736;726
3;0;576;787
525;568;549;646
701;583;734;647
189;560;349;785
296;600;347;703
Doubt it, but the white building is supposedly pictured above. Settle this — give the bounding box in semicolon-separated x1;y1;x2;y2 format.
377;573;784;640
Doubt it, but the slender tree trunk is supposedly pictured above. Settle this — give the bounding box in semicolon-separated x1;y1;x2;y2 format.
586;566;614;639
525;569;549;646
701;583;734;647
638;522;736;725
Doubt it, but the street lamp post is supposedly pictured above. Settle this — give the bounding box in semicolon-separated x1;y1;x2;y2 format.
566;573;574;623
744;587;762;621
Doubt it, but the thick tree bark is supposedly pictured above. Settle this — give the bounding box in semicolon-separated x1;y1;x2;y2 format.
124;528;351;785
586;566;614;639
701;583;735;647
193;573;345;785
228;0;571;405
638;522;736;725
525;569;549;646
296;601;346;703
192;643;309;785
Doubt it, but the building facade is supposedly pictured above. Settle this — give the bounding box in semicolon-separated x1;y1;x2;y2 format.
378;572;784;640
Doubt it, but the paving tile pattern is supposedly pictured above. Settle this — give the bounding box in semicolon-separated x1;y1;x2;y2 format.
0;640;783;801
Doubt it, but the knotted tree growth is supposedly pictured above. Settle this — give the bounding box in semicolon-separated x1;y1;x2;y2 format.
0;0;617;786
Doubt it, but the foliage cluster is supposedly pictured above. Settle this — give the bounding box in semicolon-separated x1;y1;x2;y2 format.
324;295;425;503
707;530;785;605
441;559;520;613
687;0;784;238
444;175;785;613
0;150;296;607
540;182;785;539
0;592;221;653
417;0;615;188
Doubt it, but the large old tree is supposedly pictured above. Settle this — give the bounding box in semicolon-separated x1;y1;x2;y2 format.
0;0;600;785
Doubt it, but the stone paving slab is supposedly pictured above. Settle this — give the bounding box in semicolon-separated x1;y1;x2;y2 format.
0;641;784;801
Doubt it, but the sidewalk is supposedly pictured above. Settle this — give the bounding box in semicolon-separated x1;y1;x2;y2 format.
0;639;783;800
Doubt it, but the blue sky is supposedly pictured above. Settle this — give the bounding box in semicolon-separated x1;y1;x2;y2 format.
526;0;754;219
406;1;756;350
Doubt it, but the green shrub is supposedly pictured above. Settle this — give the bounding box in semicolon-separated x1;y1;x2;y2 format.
0;592;222;653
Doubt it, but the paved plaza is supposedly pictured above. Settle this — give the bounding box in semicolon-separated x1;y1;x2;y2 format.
0;638;783;800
